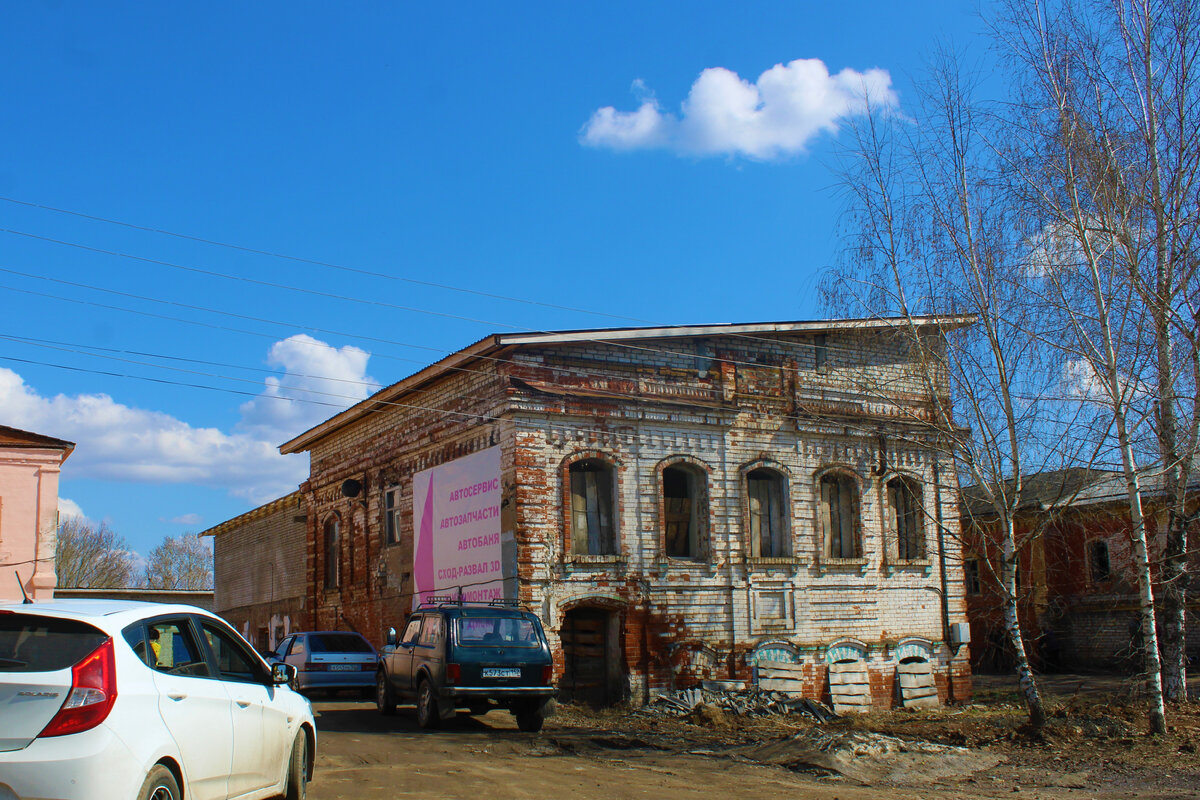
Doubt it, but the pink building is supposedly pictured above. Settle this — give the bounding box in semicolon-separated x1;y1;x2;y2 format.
0;425;74;603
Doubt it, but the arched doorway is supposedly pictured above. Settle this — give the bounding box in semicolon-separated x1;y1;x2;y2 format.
560;606;621;706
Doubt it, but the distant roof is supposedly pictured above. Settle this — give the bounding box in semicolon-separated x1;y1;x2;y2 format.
0;424;75;459
198;491;303;538
281;315;975;455
962;466;1200;518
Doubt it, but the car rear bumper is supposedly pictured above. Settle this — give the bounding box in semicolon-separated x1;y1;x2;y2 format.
442;686;558;699
0;724;141;800
296;670;375;692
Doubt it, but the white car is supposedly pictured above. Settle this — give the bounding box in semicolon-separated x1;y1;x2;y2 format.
0;600;315;800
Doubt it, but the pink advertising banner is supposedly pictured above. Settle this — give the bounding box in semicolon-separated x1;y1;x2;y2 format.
411;446;504;608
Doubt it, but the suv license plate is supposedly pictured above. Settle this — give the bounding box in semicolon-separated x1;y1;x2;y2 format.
328;664;357;671
482;667;521;679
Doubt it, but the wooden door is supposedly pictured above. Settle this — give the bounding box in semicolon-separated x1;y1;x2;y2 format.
561;608;610;706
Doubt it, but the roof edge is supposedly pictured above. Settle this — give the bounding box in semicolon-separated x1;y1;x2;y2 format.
278;315;975;454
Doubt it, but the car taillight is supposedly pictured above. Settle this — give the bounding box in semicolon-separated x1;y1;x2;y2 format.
541;665;553;685
39;637;117;738
303;662;326;671
446;663;461;685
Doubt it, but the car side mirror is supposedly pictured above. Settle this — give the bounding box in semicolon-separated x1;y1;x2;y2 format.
272;662;297;686
386;627;397;647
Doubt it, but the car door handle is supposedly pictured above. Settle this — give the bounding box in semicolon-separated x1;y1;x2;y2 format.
235;700;252;708
167;692;187;701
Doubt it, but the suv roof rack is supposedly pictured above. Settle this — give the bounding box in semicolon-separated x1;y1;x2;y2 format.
415;596;531;612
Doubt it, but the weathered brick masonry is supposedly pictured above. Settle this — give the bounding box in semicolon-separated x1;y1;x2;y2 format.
280;319;975;707
202;491;307;652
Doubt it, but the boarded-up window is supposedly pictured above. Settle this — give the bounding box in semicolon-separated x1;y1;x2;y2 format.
324;517;340;589
748;468;788;557
820;473;859;559
663;465;703;558
383;485;401;545
887;476;925;560
569;460;616;555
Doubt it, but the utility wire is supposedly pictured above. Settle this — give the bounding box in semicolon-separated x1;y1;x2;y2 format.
0;195;649;324
1;195;963;363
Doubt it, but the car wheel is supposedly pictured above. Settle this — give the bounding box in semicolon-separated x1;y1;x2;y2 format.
284;730;308;800
416;678;440;730
376;671;396;715
516;710;544;733
138;764;181;800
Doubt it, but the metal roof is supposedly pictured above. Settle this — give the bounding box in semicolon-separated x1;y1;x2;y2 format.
280;315;976;455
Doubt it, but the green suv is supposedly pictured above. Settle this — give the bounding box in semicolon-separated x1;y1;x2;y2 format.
375;599;556;732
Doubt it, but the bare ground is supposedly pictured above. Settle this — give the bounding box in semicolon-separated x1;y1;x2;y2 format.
306;674;1200;800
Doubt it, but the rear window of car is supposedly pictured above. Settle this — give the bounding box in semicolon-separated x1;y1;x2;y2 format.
0;613;107;673
456;616;540;648
308;633;373;653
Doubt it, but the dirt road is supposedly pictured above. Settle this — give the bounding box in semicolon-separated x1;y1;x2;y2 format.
306;697;1200;800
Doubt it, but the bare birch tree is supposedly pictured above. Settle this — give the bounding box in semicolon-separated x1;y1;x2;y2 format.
993;0;1200;729
55;517;139;589
143;533;214;591
826;51;1091;730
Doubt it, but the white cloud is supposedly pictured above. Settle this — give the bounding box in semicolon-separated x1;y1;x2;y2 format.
582;58;898;160
238;334;379;445
163;513;203;526
1062;358;1110;403
58;497;85;519
0;334;378;505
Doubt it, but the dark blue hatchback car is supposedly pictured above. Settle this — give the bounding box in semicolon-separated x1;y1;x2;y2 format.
376;599;556;731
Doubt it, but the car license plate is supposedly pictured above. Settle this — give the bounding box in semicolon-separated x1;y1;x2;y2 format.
482;667;521;679
328;664;357;671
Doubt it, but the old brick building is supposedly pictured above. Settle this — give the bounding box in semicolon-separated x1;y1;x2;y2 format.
201;491;307;653
280;318;974;706
962;469;1200;673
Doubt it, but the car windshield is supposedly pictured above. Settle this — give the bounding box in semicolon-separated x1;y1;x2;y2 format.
456;616;540;648
308;633;373;653
0;613;108;673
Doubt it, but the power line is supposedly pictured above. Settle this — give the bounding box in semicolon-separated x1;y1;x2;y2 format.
0;195;649;324
0;195;978;387
0;266;894;401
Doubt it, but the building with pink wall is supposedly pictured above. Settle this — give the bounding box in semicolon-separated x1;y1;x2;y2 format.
0;425;74;603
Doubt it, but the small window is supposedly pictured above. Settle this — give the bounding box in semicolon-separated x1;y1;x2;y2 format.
419;615;442;646
400;618;422;646
748;468;789;557
324;517;340;589
820;473;860;559
147;619;211;678
964;557;982;595
273;637;293;659
569;459;616;555
200;621;262;683
1089;540;1111;582
289;637;306;658
887;477;926;560
1;614;106;673
383;485;402;546
457;616;540;648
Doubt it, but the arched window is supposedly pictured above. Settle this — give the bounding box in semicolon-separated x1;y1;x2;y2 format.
820;472;860;559
662;463;706;558
887;476;925;560
323;516;340;589
747;467;789;557
568;459;616;555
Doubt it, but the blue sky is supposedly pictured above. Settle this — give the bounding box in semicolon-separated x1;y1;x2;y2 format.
0;2;985;558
